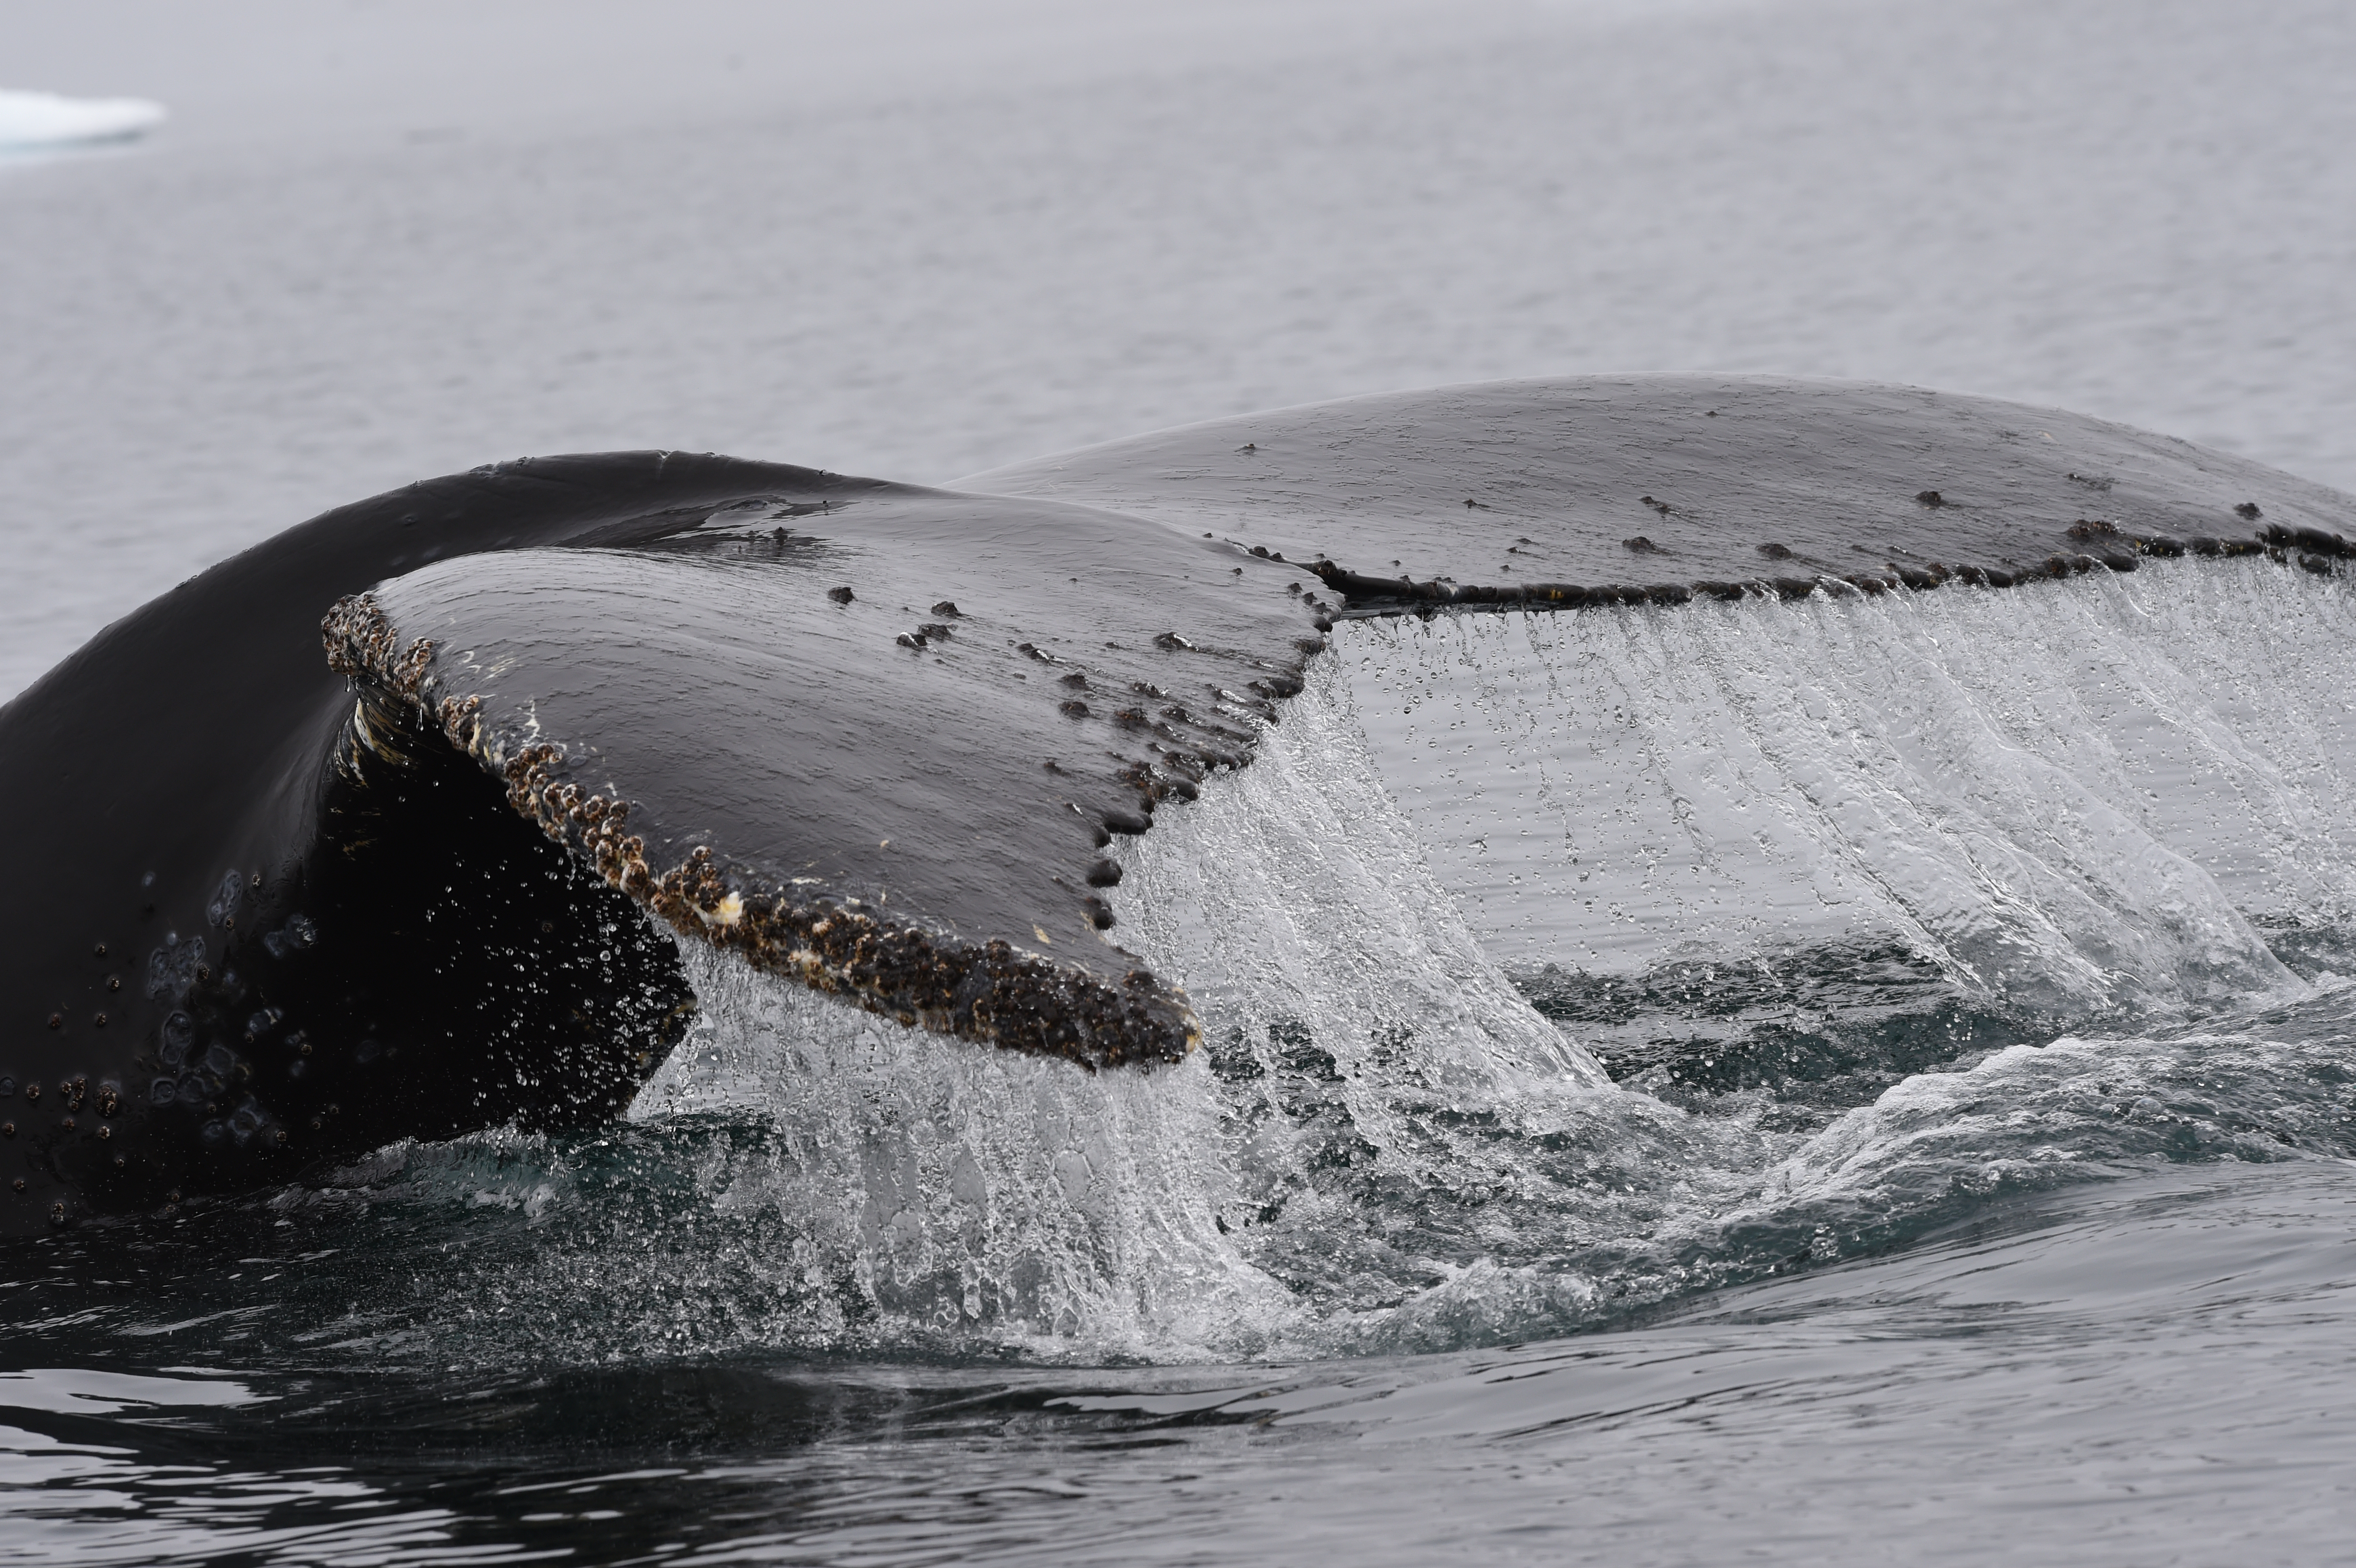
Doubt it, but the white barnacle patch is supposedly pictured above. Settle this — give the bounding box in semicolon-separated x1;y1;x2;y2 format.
707;892;745;927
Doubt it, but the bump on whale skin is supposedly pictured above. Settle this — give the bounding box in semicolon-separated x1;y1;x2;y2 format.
7;378;2355;1236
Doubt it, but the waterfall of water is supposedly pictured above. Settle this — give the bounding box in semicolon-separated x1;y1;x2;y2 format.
1344;557;2356;1014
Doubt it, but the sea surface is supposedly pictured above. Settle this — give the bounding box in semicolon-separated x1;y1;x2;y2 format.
7;0;2356;1562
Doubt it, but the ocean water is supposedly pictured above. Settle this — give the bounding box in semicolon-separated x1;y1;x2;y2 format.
8;0;2356;1562
6;0;2356;701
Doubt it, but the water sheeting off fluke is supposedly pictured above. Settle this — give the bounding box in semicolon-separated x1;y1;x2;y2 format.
1342;560;2356;995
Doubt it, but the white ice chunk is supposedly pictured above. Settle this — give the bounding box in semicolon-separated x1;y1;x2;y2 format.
0;88;166;150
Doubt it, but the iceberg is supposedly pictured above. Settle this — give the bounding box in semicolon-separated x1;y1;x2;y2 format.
0;87;165;151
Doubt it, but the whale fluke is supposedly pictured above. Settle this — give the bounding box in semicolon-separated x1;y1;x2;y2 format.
6;378;2353;1236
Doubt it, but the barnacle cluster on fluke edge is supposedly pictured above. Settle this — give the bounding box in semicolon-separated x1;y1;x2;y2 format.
1300;515;2345;615
7;377;2354;1235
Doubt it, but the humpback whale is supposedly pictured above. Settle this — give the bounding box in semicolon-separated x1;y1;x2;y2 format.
4;376;2350;1238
